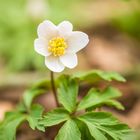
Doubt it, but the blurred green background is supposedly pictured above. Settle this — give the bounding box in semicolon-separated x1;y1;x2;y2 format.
0;0;140;72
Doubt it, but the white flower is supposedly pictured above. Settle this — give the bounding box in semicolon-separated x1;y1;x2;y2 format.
34;20;89;72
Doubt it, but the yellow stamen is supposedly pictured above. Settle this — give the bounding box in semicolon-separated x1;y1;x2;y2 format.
48;37;67;56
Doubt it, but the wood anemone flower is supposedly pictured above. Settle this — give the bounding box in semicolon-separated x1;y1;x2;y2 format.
34;20;89;72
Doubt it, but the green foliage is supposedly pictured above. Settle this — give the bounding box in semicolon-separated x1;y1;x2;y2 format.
76;120;95;140
23;80;50;109
0;104;45;140
57;75;78;113
55;119;81;140
78;112;119;127
78;112;131;140
0;78;51;139
0;112;26;140
123;132;140;140
0;70;132;140
31;79;51;90
26;104;45;131
23;89;46;109
77;86;124;111
72;70;126;83
40;108;69;127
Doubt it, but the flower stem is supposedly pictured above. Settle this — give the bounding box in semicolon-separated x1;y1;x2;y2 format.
50;71;59;107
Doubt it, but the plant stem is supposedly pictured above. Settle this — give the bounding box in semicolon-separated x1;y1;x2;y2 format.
50;71;59;107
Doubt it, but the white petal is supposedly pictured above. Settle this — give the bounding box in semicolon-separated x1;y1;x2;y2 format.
60;53;77;68
45;56;65;72
34;38;50;56
67;31;89;53
37;20;58;39
58;21;73;37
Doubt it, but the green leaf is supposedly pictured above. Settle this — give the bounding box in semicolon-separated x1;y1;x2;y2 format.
96;124;131;140
31;79;51;90
16;101;27;113
23;89;46;109
78;112;119;126
104;100;124;110
55;119;81;140
123;132;140;140
77;87;124;111
75;119;95;140
0;112;26;140
86;123;107;140
23;79;51;109
57;75;78;113
78;112;131;140
72;70;126;83
27;104;45;132
40;108;69;127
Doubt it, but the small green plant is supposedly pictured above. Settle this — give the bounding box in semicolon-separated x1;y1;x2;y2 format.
0;20;132;140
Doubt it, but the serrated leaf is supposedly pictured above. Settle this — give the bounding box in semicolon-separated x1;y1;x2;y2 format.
55;119;81;140
86;123;108;140
97;124;131;140
78;112;131;140
105;100;124;110
40;108;69;127
75;119;94;140
77;87;124;111
23;89;46;109
40;108;69;126
27;104;45;132
0;112;26;140
72;70;126;83
57;75;78;113
78;112;119;126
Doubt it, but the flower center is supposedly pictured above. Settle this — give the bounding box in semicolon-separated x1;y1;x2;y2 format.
48;37;67;56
